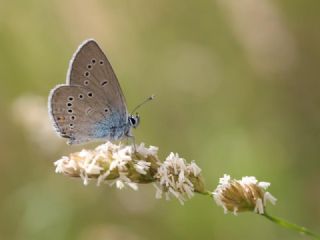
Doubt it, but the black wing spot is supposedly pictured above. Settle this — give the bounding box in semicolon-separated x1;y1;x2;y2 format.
87;92;93;97
70;115;76;120
101;80;108;86
84;80;89;85
91;58;96;64
99;60;104;65
69;123;74;127
79;94;84;99
84;71;90;77
61;132;69;138
67;102;72;107
68;96;74;101
67;109;73;114
87;64;92;69
104;108;109;112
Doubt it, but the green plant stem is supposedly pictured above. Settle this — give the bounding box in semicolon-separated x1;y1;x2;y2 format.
263;212;320;239
197;190;212;196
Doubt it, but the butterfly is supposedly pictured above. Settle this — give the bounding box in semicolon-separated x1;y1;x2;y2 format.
48;39;151;144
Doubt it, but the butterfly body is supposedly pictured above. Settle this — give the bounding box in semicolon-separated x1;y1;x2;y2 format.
48;39;139;144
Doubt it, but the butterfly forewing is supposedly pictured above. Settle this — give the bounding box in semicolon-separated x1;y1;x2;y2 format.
68;40;127;119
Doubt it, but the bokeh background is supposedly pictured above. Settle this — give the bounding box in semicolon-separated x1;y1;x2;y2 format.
1;0;320;239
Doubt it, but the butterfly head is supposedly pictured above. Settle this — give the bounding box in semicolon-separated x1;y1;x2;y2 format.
128;114;140;129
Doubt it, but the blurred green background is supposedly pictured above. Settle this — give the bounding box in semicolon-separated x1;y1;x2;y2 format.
1;0;320;239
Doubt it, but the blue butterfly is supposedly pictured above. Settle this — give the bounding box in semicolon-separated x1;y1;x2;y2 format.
48;39;152;144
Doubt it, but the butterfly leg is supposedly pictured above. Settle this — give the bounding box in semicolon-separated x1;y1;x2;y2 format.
126;133;136;152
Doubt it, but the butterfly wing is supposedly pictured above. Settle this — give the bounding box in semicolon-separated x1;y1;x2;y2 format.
68;39;128;119
48;40;129;144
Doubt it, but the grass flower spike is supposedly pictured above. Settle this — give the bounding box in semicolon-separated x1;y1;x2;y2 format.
212;174;320;239
54;143;320;239
156;153;204;204
54;142;205;204
213;174;277;215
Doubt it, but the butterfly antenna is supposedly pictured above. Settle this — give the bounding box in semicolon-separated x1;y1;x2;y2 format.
131;94;155;115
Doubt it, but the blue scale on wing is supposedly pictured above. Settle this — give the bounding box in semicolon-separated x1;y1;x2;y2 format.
93;111;130;140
